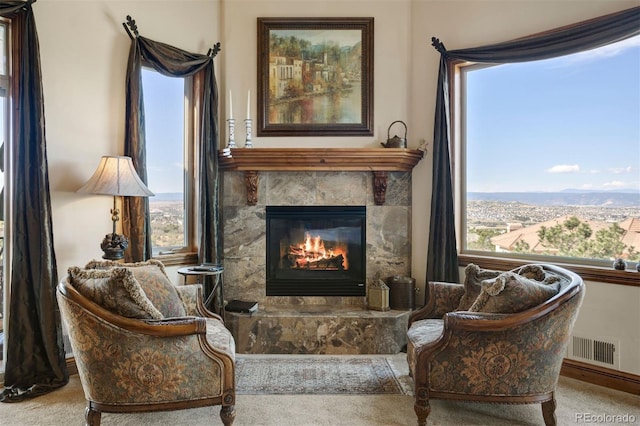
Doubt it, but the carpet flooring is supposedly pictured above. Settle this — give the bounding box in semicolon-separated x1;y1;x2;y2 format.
236;355;410;395
1;354;638;426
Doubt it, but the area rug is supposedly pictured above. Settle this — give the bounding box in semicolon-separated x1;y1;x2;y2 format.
235;355;411;395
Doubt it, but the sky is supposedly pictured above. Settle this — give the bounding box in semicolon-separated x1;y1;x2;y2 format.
140;36;640;196
466;35;640;194
141;69;185;194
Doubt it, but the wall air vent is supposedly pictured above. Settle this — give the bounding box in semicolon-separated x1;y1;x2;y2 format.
567;334;619;369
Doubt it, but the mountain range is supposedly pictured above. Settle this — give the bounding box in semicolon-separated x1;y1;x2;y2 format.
151;191;639;208
468;191;639;208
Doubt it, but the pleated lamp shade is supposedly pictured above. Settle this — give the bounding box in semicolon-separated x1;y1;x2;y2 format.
77;156;154;197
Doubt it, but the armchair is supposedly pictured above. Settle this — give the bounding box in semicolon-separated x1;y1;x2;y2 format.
407;263;584;426
57;268;236;426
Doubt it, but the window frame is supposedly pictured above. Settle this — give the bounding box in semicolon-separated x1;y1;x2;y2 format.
450;56;639;288
142;67;198;266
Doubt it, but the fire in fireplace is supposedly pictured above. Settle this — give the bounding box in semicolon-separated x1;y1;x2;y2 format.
288;232;349;270
266;206;366;296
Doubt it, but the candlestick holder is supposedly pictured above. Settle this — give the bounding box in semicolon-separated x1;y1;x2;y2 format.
223;118;238;156
244;118;253;148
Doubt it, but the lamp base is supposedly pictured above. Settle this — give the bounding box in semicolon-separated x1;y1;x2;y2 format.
100;233;129;260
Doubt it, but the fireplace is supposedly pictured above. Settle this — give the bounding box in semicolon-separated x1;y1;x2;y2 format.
266;206;366;296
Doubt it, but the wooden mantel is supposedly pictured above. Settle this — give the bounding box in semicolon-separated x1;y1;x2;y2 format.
218;148;424;171
218;148;425;205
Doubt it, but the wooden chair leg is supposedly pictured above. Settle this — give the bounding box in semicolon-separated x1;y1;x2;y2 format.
85;403;101;426
542;394;557;426
414;399;430;426
220;404;236;426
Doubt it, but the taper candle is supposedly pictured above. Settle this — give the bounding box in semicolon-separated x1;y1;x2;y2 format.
229;90;233;119
247;90;251;120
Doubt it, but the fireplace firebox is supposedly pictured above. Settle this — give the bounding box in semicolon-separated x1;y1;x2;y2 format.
266;206;366;296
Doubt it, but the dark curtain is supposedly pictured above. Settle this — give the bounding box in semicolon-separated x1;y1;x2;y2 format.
0;0;69;402
426;53;459;284
427;6;640;283
123;29;221;265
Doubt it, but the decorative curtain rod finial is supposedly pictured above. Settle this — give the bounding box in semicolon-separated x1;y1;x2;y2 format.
123;15;140;39
207;42;222;58
431;37;448;56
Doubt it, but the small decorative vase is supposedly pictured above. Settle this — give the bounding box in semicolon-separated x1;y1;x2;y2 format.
636;262;640;272
613;258;626;270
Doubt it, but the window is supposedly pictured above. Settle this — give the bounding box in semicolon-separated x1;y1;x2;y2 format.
141;69;197;260
457;36;640;273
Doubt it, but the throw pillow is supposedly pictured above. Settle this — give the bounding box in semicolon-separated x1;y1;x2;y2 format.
85;259;186;318
513;264;546;281
468;271;559;314
456;263;502;311
68;266;163;319
514;264;562;285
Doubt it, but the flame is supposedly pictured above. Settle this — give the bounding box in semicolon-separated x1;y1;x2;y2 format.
291;232;348;269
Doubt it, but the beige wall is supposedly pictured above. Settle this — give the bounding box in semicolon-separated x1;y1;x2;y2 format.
34;0;639;374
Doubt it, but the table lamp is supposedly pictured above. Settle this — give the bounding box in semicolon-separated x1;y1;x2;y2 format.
77;155;154;260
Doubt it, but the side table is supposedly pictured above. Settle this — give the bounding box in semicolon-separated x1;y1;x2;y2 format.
177;265;225;321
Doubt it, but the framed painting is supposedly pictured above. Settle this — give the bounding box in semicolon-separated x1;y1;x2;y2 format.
257;17;374;137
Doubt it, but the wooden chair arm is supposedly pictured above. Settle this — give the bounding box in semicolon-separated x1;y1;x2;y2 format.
176;284;224;321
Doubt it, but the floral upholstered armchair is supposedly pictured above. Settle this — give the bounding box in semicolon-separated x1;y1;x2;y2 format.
407;263;584;426
56;259;236;426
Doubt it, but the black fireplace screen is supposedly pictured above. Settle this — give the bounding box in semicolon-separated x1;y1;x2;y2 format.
266;206;366;296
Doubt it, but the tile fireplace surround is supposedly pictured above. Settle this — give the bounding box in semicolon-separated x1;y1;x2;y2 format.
219;148;424;354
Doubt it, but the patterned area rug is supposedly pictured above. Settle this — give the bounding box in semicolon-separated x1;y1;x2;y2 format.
235;355;411;395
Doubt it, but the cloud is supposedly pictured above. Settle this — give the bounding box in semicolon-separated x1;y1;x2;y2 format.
603;180;627;189
547;164;580;173
609;166;633;174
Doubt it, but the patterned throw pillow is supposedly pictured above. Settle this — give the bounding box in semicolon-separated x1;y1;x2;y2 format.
68;266;163;319
468;271;559;314
456;263;502;311
84;259;186;318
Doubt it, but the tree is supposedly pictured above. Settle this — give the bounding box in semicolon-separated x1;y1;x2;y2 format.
627;246;640;262
537;216;593;257
512;240;531;253
537;216;637;261
589;222;626;259
468;227;502;251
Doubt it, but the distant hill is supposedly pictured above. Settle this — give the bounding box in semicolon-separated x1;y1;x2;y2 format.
468;191;640;208
150;192;183;202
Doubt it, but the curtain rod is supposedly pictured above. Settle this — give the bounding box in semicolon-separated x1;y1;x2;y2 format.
122;15;221;59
